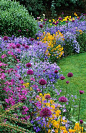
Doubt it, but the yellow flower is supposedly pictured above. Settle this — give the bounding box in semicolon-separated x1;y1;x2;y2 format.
53;120;59;128
74;12;78;16
37;37;39;39
69;129;76;133
23;83;29;87
49;20;51;22
48;129;51;133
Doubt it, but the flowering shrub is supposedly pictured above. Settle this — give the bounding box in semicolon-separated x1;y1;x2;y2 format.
41;31;64;62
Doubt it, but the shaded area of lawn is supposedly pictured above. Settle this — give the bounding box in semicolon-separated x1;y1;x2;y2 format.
55;52;86;121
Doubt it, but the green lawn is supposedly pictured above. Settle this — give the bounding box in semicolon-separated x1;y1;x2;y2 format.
55;52;86;122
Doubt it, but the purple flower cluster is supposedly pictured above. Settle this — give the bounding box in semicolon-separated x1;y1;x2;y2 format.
40;107;52;118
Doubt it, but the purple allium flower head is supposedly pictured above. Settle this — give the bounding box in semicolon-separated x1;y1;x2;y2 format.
18;30;21;32
54;70;58;73
25;45;29;49
3;36;8;41
26;63;32;68
59;17;62;20
52;22;55;24
66;81;69;84
30;38;34;41
44;19;47;21
27;69;34;75
19;77;22;80
39;24;43;28
72;20;75;22
56;21;59;24
80;120;83;124
67;72;73;77
79;90;84;94
40;107;52;117
60;76;65;80
26;29;28;32
59;96;68;102
22;44;25;46
39;79;47;85
16;43;21;48
45;95;51;99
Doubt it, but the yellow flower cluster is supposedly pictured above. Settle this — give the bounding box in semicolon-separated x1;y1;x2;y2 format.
23;82;29;88
36;93;84;133
41;31;64;59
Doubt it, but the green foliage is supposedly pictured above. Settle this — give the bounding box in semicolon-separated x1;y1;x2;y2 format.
0;0;38;38
0;102;33;133
76;31;86;53
14;0;45;18
13;0;85;18
50;0;57;18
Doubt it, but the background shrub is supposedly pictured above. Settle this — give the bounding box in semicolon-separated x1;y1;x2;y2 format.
0;0;37;38
14;0;85;18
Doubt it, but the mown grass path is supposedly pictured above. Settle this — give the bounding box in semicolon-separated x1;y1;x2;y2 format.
56;52;86;121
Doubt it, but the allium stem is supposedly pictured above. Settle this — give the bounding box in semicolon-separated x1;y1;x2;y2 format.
78;94;81;121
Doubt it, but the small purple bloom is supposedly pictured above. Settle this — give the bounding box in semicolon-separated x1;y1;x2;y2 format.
3;36;8;41
66;81;69;84
67;72;73;77
79;90;84;94
45;95;51;99
39;24;43;28
60;76;65;80
18;30;21;32
27;69;34;75
16;43;21;48
54;70;58;73
26;63;32;68
72;20;75;22
40;107;52;117
44;19;47;21
80;120;83;124
30;38;34;41
25;45;29;49
59;96;68;102
39;79;47;85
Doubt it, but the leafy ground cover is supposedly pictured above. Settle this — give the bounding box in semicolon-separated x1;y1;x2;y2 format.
0;11;86;133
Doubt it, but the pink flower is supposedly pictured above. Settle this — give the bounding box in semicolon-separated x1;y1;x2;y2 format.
40;107;52;118
30;77;35;81
8;51;13;55
1;54;7;59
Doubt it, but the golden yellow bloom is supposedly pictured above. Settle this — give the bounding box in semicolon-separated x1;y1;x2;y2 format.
69;129;76;133
23;83;29;87
49;20;51;22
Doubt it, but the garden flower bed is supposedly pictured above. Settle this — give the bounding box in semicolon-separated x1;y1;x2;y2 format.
0;13;86;133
